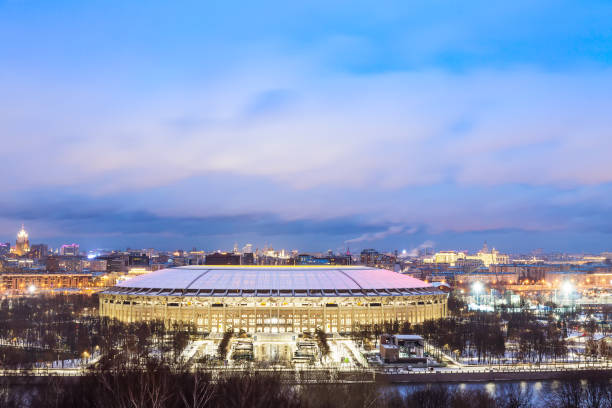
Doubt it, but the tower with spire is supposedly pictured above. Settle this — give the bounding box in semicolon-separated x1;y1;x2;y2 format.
13;224;30;256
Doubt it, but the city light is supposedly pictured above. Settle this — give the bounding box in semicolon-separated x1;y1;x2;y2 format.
472;281;484;294
27;284;36;294
562;281;574;296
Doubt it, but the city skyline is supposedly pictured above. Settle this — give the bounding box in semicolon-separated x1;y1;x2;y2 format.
1;223;610;256
2;1;612;252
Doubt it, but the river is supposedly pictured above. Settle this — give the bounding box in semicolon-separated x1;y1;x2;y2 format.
391;379;605;405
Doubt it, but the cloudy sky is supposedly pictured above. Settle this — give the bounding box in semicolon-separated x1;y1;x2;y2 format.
1;0;612;253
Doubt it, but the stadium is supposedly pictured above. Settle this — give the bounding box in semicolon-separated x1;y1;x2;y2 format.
100;266;447;334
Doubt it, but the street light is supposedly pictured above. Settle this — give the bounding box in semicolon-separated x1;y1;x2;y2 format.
561;281;575;314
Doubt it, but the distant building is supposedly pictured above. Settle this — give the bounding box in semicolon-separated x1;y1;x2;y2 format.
187;251;206;265
475;242;510;266
0;242;11;256
30;244;48;259
297;254;351;265
58;257;83;272
0;273;93;293
489;264;549;282
171;256;188;267
242;252;255;265
205;252;241;265
424;243;509;267
12;225;30;256
360;249;396;270
129;254;150;267
428;250;465;266
60;243;80;256
297;254;331;265
102;254;129;273
82;259;108;272
45;256;61;272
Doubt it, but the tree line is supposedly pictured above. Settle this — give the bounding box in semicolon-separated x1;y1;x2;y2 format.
0;293;197;369
3;366;612;408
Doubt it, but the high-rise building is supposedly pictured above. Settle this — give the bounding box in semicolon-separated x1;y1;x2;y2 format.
30;244;49;259
12;225;30;256
0;242;10;256
108;255;129;273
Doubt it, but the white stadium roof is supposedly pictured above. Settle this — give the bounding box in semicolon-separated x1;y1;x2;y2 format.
105;266;442;297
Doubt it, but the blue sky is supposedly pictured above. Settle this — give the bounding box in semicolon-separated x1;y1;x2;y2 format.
1;1;612;253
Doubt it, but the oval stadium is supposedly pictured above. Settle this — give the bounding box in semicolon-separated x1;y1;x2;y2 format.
100;266;448;334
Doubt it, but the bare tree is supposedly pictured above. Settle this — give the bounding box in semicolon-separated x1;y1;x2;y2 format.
496;383;533;408
179;370;215;408
583;376;611;408
544;376;583;408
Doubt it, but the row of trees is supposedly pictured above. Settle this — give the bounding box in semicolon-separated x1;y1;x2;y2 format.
355;310;571;364
0;293;200;369
3;365;610;408
0;294;98;355
412;314;506;363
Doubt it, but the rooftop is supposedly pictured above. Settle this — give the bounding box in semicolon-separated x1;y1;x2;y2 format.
106;265;441;297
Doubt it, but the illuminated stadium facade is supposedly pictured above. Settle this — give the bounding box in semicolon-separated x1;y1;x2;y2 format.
100;266;447;334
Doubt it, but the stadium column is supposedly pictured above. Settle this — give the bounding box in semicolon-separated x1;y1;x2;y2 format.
192;300;196;328
236;302;241;332
384;299;389;325
269;301;272;333
254;300;258;333
350;302;355;333
208;303;212;333
394;300;398;324
277;301;280;333
223;301;227;332
323;301;327;333
164;299;168;327
292;302;296;333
